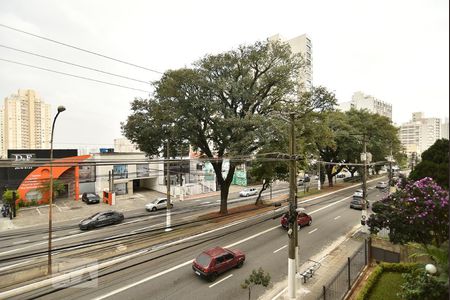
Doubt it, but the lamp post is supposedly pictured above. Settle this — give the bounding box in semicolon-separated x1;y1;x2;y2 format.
48;105;65;275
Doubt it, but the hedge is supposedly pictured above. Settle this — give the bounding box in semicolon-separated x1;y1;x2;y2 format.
356;262;421;300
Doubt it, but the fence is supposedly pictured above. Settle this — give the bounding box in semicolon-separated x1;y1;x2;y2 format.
321;239;368;300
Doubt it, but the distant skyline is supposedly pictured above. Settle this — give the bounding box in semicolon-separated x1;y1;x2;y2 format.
0;0;448;149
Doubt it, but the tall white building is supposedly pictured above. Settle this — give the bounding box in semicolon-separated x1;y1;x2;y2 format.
269;34;313;90
338;91;392;120
441;118;449;139
1;89;52;158
114;137;141;153
399;112;441;156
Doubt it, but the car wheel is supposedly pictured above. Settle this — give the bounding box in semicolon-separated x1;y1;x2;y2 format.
151;207;157;212
170;204;174;209
308;220;312;226
208;273;218;282
236;260;244;268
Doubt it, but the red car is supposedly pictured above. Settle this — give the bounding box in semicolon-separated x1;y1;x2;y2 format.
281;212;312;229
192;246;245;282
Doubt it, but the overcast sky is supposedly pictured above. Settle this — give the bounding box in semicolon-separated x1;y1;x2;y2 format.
0;0;448;149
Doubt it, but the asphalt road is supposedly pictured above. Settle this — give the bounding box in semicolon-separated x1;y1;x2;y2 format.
6;179;389;300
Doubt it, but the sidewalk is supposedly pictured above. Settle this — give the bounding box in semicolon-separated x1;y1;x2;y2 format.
0;184;248;231
260;226;366;300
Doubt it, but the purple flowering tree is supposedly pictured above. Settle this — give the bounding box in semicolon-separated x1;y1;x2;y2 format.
367;177;449;247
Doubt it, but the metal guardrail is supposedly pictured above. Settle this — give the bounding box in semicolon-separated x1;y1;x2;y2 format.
322;239;368;300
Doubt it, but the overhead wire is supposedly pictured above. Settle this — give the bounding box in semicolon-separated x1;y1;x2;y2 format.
0;44;151;85
0;58;151;93
0;23;164;74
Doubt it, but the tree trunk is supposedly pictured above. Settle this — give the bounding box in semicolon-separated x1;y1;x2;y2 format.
327;172;334;187
220;184;230;214
255;181;270;205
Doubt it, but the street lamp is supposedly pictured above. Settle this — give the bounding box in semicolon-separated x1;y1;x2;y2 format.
48;105;66;275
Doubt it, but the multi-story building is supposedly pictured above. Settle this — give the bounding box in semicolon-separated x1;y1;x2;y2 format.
269;34;313;91
114;137;141;153
441;118;449;139
1;89;52;158
338;91;392;120
399;112;441;157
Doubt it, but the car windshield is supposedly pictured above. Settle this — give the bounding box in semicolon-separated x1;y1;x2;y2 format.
153;198;164;204
196;253;212;267
87;193;97;198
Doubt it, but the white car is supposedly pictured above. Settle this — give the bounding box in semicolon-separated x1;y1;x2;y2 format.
353;189;363;198
376;181;388;189
145;198;173;212
239;188;258;197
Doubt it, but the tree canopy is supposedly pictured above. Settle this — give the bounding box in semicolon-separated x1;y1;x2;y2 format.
409;138;449;188
123;40;308;214
367;177;449;247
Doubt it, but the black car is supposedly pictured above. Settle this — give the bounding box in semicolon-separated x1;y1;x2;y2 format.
82;193;100;204
79;211;124;230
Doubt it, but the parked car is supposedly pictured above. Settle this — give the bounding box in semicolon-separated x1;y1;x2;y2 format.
192;246;245;282
82;192;100;204
353;189;363;198
350;198;370;210
314;175;319;180
280;211;312;229
145;198;173;212
297;179;304;186
336;173;346;178
239;188;257;197
376;181;388;189
79;211;124;230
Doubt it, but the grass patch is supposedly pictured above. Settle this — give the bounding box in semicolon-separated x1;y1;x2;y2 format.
367;272;404;300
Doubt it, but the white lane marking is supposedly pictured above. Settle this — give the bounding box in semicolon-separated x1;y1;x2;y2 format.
130;224;159;233
0;259;34;271
36;208;42;215
12;240;29;245
55;204;63;212
165;209;172;232
209;274;233;288
308;228;318;234
202;201;211;204
34;194;354;300
273;245;287;254
334;216;341;220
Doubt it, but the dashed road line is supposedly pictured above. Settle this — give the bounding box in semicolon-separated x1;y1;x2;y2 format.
273;245;287;253
308;228;318;234
334;216;341;220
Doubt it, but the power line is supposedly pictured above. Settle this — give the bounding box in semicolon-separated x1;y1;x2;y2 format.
0;23;164;74
0;58;151;93
0;44;151;84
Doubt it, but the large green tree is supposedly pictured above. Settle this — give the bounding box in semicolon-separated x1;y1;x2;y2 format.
409;138;449;188
122;40;305;214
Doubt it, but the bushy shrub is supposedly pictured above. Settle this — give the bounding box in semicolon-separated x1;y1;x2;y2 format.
399;269;449;300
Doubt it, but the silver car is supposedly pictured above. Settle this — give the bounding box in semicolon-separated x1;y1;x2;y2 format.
145;198;173;212
376;181;388;189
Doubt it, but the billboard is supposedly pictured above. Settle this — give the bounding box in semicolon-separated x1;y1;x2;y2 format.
136;164;150;177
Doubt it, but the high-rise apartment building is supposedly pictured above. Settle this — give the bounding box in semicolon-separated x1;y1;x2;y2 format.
441;118;449;139
269;34;313;90
399;112;441;157
1;89;52;158
338;91;392;120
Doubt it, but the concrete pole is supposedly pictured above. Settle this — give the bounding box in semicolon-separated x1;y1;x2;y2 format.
166;140;171;209
361;134;369;233
288;113;297;299
317;161;321;191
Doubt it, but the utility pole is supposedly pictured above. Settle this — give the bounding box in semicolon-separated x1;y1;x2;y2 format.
388;147;393;195
166;140;171;209
287;113;298;299
361;134;369;233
